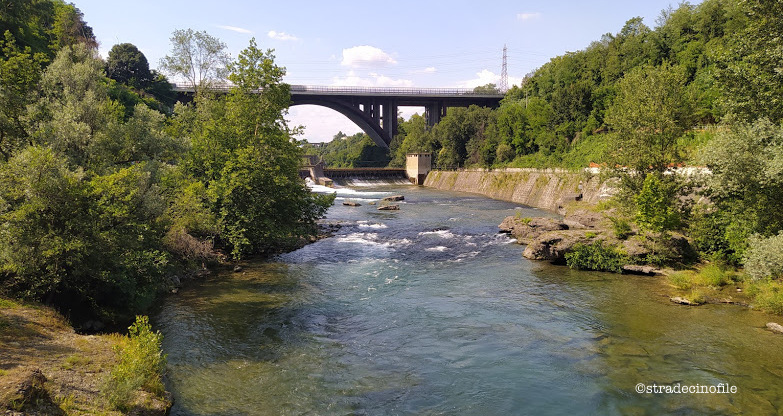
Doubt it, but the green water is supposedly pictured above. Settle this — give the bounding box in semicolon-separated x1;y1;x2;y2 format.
157;184;783;415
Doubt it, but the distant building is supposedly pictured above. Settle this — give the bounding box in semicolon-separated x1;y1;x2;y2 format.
406;153;432;185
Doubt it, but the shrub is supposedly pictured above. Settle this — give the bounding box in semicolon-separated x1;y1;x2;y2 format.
103;316;166;411
743;233;783;281
609;216;633;240
695;264;732;287
688;204;739;264
668;271;693;290
747;280;783;315
565;241;626;273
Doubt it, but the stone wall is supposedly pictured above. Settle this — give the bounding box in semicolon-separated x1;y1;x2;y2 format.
423;168;614;212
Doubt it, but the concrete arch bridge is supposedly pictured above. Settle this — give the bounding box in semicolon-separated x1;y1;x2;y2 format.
173;84;504;148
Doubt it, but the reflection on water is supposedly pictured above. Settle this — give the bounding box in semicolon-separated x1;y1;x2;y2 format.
157;184;783;415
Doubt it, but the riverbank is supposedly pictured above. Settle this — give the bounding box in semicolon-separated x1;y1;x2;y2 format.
0;297;170;415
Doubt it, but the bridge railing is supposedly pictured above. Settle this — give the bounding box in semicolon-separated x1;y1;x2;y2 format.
172;83;503;97
288;85;502;97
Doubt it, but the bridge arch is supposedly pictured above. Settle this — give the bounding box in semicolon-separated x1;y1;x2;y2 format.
290;97;392;148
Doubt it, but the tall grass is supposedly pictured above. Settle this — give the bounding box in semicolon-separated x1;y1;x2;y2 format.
103;316;166;411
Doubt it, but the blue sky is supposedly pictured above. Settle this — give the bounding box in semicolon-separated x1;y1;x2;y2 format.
75;0;700;141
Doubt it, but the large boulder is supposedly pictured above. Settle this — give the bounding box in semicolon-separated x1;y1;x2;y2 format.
498;216;569;244
522;230;597;262
563;209;609;229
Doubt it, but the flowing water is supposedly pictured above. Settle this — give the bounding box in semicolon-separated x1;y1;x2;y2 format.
157;183;783;415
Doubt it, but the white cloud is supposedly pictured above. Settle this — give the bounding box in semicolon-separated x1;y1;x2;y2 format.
413;66;437;74
341;45;397;67
517;12;541;21
332;71;413;87
217;25;253;34
268;30;299;41
457;69;524;89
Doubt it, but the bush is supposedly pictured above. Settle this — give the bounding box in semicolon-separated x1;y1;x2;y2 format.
565;241;626;273
695;264;732;287
668;271;693;290
103;316;166;411
688;204;738;264
743;233;783;281
747;280;783;315
609;216;633;240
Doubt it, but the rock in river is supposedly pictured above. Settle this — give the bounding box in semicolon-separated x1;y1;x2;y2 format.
378;205;400;211
498;216;568;245
382;195;405;201
766;322;783;334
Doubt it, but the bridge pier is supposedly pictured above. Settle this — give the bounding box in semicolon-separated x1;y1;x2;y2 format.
424;101;447;127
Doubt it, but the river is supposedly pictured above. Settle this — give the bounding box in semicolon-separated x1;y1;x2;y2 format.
157;182;783;415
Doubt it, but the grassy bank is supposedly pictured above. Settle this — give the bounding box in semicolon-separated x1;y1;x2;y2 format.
0;298;169;415
667;264;783;314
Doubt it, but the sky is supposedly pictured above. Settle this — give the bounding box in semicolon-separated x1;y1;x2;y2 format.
74;0;700;142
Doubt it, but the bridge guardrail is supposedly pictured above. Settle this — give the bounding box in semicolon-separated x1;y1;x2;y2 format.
172;83;503;97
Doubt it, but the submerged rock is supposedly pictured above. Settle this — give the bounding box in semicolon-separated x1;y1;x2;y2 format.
766;322;783;334
621;265;661;276
670;296;702;306
378;205;399;211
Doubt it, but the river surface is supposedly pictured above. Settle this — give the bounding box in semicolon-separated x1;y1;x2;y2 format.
157;182;783;415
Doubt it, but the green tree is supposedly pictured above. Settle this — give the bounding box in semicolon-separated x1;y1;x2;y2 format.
0;146;92;302
0;32;46;160
390;114;436;167
26;43;122;168
106;43;153;89
160;29;231;94
473;83;499;94
0;0;95;59
182;38;333;257
635;172;680;254
605;63;691;196
698;119;783;259
49;1;96;51
716;0;783;123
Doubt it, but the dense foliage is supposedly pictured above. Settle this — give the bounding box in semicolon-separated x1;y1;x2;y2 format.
387;0;762;171
302;131;391;168
0;8;333;323
565;241;626;273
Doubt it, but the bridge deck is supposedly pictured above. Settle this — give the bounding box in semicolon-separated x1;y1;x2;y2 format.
172;83;503;99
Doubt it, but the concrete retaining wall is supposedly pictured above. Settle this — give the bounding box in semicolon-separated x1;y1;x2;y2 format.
423;168;614;212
